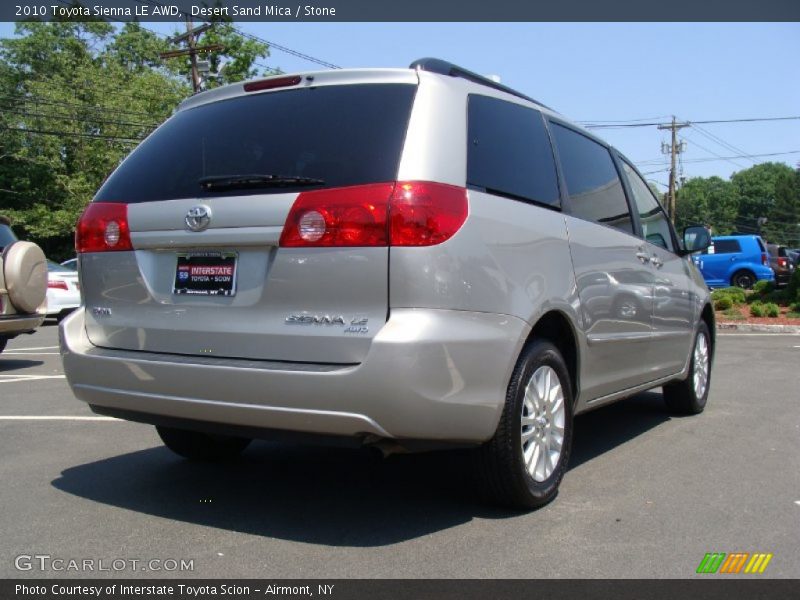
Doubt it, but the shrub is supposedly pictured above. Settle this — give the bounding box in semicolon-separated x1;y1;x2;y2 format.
713;287;746;305
788;268;800;302
790;301;800;313
764;303;780;318
713;295;733;311
750;303;766;317
752;279;774;296
721;307;746;321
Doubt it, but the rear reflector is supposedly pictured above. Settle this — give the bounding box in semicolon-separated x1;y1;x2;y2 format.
75;202;132;253
279;182;468;248
243;76;302;92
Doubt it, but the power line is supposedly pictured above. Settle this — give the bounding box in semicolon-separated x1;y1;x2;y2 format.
682;130;749;170
584;116;800;129
2;125;144;143
138;0;340;69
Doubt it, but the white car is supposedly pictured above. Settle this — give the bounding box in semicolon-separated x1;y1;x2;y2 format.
60;258;78;271
46;260;80;321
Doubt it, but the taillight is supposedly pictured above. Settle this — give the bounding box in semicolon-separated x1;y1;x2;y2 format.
75;202;132;253
762;253;768;266
389;182;468;247
778;257;787;268
279;181;468;248
48;280;68;290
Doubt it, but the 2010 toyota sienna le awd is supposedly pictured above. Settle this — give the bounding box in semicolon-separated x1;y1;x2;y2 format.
60;59;715;509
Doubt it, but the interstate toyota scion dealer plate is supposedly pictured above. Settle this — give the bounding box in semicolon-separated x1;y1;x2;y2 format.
173;251;237;296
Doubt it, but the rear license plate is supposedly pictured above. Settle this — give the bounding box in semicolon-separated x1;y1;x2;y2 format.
173;251;237;297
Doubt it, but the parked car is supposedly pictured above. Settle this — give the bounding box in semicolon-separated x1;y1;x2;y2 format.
766;243;796;287
61;59;715;509
0;218;47;354
45;260;80;321
60;257;78;271
692;234;774;288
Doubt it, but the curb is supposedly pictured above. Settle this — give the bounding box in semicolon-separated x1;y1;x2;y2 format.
717;322;800;333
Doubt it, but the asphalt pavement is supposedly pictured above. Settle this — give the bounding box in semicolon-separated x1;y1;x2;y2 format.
1;322;798;578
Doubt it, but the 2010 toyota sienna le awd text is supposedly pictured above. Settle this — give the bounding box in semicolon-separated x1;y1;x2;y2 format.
60;59;715;509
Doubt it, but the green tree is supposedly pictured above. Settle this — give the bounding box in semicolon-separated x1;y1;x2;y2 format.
675;176;740;235
762;170;800;245
731;162;796;235
0;21;272;259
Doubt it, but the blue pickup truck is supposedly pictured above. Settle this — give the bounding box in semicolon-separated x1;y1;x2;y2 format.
692;234;775;288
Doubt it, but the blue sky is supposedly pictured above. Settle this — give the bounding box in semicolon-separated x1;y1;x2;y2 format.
2;22;799;191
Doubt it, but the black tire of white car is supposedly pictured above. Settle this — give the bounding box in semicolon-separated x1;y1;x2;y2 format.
477;340;574;509
156;425;252;461
663;321;712;415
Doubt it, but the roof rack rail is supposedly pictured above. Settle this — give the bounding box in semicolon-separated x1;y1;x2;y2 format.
409;57;553;111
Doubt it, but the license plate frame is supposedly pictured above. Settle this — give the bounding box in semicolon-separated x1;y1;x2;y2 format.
173;251;238;297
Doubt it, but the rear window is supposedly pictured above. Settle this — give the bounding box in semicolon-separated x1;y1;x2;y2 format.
0;224;18;251
95;84;416;203
467;95;560;207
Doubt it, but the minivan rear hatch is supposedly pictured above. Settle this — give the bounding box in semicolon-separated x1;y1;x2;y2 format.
80;76;417;364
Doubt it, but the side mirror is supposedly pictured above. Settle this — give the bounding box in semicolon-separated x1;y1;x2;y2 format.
681;225;711;255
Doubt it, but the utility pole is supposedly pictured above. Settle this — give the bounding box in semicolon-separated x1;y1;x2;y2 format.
159;19;224;93
657;116;689;224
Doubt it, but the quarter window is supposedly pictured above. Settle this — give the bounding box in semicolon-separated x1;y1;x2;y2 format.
708;239;741;254
467;95;560;207
621;161;674;252
550;124;633;234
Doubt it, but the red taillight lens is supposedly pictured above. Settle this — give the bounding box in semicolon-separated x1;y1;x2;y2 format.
48;279;69;290
778;257;787;268
75;202;132;253
279;183;392;247
762;253;768;266
389;182;468;247
279;181;468;248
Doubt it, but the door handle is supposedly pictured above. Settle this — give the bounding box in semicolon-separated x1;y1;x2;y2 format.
651;255;663;268
636;252;650;264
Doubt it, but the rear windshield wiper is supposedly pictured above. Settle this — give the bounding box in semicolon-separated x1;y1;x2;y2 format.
199;174;325;191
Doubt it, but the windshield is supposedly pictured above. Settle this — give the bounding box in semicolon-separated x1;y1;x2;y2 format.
95;84;417;203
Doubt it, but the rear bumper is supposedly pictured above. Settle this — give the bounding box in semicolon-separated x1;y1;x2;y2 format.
60;307;529;444
0;312;45;337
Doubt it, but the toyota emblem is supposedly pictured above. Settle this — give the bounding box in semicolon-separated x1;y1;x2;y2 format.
185;205;211;232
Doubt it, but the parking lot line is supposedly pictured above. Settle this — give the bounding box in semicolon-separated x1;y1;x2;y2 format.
0;416;119;421
2;352;60;355
0;375;66;384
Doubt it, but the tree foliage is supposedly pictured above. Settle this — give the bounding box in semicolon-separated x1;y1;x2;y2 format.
675;176;740;235
676;163;800;246
0;21;270;259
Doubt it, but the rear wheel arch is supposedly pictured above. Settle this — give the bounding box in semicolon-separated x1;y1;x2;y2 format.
522;310;580;406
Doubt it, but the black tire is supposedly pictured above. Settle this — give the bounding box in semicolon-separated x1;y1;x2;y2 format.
476;340;574;509
731;270;756;289
663;321;712;415
156;425;251;461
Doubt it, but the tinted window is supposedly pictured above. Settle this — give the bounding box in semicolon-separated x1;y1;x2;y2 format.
550;124;633;234
621;160;674;252
712;240;741;254
467;95;560;206
96;84;416;203
0;224;18;251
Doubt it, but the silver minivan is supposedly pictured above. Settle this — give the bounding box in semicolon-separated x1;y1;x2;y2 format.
61;59;714;508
